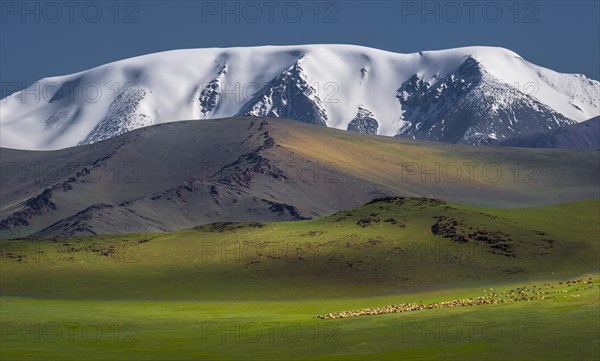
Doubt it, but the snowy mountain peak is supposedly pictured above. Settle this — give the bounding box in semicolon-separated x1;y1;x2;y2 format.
396;56;575;143
238;57;328;126
1;45;598;149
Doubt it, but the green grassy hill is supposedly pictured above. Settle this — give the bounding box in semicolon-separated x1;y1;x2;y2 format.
1;197;598;359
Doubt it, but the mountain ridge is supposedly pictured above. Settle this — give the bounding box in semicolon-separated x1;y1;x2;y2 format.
496;116;600;149
1;117;599;238
1;44;598;150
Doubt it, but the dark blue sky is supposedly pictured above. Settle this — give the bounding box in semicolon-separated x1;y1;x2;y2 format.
1;0;599;98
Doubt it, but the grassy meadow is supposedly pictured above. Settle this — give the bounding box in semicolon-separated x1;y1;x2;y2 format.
1;197;599;359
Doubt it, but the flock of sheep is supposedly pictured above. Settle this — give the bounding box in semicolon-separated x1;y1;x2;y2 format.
317;278;595;319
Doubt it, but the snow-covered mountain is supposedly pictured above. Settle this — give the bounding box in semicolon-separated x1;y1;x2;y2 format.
1;44;598;150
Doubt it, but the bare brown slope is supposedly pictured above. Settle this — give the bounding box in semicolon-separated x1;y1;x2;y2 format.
0;117;598;238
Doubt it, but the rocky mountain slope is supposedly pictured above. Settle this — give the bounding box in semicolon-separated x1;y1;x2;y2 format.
496;116;599;149
1;117;598;238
